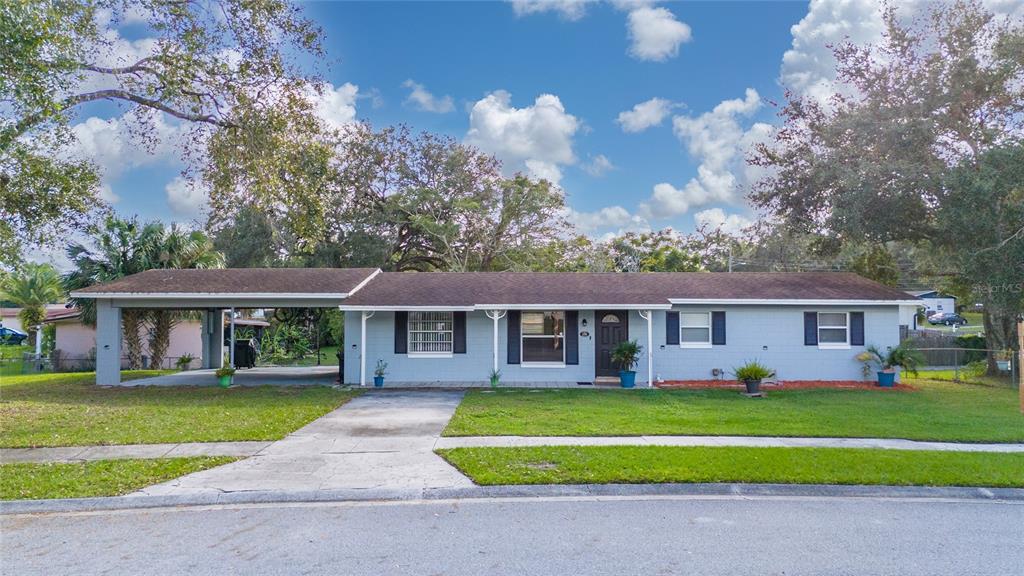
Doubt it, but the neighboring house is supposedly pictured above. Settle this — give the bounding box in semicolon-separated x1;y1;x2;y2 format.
45;308;204;369
70;268;919;386
907;290;957;316
0;304;69;334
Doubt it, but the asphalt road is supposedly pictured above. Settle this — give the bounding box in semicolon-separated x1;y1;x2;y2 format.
3;495;1022;575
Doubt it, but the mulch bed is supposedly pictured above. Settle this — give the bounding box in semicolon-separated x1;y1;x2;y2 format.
656;380;917;391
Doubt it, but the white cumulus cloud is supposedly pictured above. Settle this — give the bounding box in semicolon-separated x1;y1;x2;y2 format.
617;97;675;132
693;208;753;236
466;90;580;185
639;89;767;219
165;176;209;219
310;82;360;131
582;154;615;177
509;0;596;21
626;5;692;61
402;79;454;113
568;205;650;236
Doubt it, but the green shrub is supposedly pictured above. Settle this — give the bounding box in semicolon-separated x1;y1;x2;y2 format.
733;360;774;382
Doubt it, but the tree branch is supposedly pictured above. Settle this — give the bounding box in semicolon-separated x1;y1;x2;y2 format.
3;89;236;147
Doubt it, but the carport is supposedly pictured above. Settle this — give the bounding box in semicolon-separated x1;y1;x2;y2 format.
70;268;380;385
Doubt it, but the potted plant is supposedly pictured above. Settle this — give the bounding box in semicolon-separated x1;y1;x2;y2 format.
611;339;642;388
373;359;387;387
489;368;501;388
860;344;924;387
214;366;235;388
733;360;774;394
176;353;195;371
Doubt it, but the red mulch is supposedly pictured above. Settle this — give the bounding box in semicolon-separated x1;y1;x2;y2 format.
656;380;917;391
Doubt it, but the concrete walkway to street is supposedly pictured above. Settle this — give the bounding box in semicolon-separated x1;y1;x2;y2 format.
134;390;475;495
1;441;270;463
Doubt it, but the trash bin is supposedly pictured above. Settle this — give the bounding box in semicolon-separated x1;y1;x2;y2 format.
233;339;257;369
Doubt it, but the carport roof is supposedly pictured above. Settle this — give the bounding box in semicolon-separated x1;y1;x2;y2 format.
70;268;380;298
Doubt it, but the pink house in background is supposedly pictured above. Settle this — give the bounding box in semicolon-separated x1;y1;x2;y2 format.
1;304;69;334
45;308;204;370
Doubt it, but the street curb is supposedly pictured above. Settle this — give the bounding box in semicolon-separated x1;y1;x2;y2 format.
4;483;1023;515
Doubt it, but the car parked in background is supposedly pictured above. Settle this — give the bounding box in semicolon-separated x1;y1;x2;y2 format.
0;327;28;345
927;312;968;326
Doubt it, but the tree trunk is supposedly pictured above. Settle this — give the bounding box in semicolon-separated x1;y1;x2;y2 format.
122;310;146;370
982;306;1016;376
148;311;175;369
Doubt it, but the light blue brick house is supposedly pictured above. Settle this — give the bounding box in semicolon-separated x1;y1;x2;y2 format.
70;267;919;387
340;271;919;387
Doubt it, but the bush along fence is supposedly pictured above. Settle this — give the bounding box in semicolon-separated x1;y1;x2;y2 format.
3;351;200;374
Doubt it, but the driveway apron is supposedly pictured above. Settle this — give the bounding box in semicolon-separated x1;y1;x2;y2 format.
137;391;473;495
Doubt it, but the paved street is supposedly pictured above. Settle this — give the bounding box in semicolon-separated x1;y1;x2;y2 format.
4;495;1022;575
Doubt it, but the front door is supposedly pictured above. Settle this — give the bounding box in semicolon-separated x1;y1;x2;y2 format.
595;310;628;377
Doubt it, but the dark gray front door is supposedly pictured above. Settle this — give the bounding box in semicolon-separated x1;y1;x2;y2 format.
595;310;628;377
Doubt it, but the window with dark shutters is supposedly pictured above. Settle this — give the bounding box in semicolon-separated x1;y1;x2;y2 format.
394;311;408;353
850;312;865;346
506;310;521;364
565;310;579;365
666;311;679;345
711;311;726;345
803;312;818;346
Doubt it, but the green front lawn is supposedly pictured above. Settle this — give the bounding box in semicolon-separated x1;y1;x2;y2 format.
0;457;238;500
0;371;359;448
444;378;1024;442
439;446;1024;488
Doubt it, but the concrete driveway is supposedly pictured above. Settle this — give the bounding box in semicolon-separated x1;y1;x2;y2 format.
138;390;473;495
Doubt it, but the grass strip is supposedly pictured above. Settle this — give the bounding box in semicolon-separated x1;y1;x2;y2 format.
438;445;1024;488
0;457;238;500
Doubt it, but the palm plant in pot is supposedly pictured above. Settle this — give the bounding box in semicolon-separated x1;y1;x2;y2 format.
373;359;388;387
611;339;642;388
733;360;774;395
859;343;924;387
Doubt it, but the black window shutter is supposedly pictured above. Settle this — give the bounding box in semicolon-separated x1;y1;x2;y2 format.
565;310;579;365
507;310;520;364
453;311;467;354
850;312;865;346
711;311;726;345
804;312;818;346
666;311;680;345
394;311;408;354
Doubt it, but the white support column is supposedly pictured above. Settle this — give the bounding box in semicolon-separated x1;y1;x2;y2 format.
485;310;507;374
229;307;236;368
95;299;122;386
639;310;653;388
359;311;375;387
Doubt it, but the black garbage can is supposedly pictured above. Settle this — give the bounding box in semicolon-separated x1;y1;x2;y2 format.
233;339;257;369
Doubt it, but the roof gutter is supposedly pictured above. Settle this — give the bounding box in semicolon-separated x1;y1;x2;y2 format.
667;298;923;306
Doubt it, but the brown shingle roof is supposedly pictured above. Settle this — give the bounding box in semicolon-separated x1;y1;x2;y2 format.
340;271;916;307
72;268;379;296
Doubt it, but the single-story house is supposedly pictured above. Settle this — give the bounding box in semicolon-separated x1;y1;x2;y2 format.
0;304;69;334
907;290;957;316
70;268;919;386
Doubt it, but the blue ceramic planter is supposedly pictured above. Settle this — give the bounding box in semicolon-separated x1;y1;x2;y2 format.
877;371;896;387
619;370;636;388
374;376;384;387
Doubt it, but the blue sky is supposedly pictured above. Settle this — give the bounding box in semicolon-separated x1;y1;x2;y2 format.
68;1;869;241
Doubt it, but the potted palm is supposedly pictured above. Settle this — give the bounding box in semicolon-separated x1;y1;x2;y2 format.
611;339;642;388
214;366;235;388
176;353;195;371
733;360;774;394
859;344;924;387
373;359;387;387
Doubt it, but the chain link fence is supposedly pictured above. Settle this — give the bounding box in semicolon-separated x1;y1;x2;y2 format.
2;352;200;375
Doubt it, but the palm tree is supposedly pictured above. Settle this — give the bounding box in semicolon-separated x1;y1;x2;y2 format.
64;217;163;368
1;263;63;347
145;226;224;368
